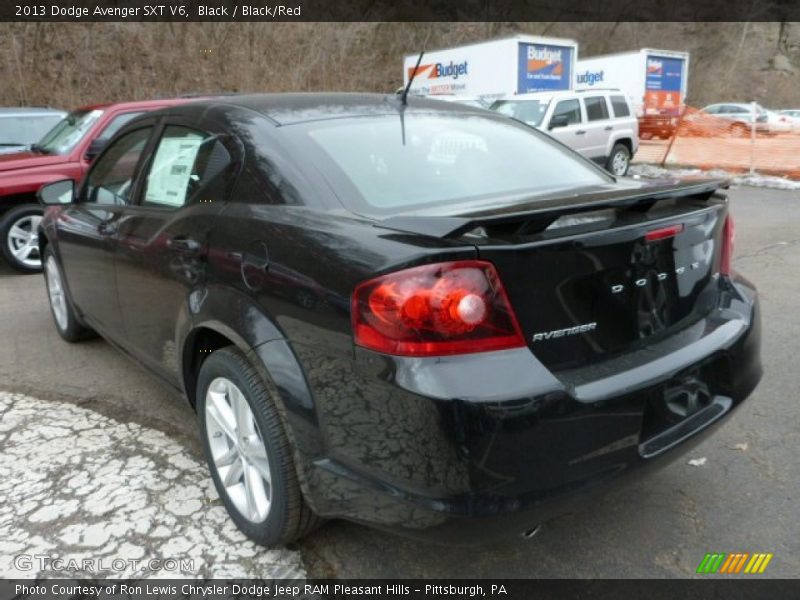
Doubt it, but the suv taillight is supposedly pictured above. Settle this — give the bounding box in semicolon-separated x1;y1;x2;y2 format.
352;261;525;356
720;216;735;276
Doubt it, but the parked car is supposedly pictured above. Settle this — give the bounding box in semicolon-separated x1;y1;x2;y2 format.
689;103;780;136
490;89;639;176
779;109;800;120
37;94;761;547
0;98;194;273
0;107;66;154
764;109;794;132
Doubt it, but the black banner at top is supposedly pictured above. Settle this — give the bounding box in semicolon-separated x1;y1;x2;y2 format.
2;0;799;22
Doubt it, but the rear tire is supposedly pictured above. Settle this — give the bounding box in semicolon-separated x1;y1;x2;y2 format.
197;346;322;546
606;143;631;176
1;204;45;273
43;246;96;342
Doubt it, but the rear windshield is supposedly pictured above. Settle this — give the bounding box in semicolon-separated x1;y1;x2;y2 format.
490;100;549;128
290;113;610;216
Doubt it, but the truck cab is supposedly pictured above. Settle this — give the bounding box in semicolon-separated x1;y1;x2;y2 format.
0;98;193;272
490;89;639;176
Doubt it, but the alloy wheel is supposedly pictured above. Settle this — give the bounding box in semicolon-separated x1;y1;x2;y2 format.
45;255;69;331
205;377;272;523
6;214;42;269
612;151;629;176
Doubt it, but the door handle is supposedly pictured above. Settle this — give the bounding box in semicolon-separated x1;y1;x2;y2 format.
575;130;587;135
166;236;202;255
604;126;613;131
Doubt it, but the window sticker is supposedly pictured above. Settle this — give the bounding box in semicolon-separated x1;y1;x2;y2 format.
145;133;204;207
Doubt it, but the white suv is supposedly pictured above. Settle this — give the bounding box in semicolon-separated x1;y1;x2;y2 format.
490;89;639;176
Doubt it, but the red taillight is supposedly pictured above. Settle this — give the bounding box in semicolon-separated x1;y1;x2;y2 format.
352;261;525;356
645;223;684;242
720;215;735;276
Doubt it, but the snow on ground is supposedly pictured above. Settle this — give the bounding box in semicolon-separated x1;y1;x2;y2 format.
629;164;800;191
0;391;305;579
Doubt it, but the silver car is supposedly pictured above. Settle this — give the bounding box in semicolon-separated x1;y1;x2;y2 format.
0;107;66;154
491;89;639;176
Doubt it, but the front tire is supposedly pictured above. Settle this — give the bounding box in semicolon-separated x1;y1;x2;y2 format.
43;246;95;342
606;143;631;176
197;347;321;546
1;205;45;273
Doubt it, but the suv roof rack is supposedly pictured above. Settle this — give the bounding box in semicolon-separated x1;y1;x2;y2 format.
575;88;624;93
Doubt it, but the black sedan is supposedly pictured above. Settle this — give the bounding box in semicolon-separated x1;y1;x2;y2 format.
36;94;762;546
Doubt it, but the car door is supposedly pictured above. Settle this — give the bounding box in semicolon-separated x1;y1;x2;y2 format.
114;120;239;385
580;95;612;161
546;98;589;156
56;124;156;338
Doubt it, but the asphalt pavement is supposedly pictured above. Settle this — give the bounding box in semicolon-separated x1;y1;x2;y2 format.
0;185;797;578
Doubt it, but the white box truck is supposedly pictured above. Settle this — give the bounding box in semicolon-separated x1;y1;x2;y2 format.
402;35;579;101
575;49;690;138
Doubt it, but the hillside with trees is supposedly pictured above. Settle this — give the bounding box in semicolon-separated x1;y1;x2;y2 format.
1;22;798;109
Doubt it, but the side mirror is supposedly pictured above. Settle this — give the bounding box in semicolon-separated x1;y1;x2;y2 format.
84;138;106;161
38;179;75;206
548;114;570;130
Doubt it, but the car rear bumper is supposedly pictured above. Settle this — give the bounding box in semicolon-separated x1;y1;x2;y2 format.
295;274;761;544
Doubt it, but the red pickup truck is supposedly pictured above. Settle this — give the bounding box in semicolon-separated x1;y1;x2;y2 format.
0;98;192;272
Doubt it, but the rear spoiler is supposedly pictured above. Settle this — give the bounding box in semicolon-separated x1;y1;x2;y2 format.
376;179;727;239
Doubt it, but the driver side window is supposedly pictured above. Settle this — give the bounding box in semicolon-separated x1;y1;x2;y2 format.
83;127;152;205
551;99;582;126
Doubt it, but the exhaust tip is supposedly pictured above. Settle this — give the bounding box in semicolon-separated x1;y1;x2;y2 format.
521;524;542;539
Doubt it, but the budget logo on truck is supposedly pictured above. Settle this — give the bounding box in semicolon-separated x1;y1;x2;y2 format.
407;60;469;81
518;43;573;93
645;55;684;115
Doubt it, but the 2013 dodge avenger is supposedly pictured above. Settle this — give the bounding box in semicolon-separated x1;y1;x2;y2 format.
36;94;761;546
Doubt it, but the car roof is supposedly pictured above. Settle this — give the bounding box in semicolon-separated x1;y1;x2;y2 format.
0;107;66;116
154;93;489;126
73;97;197;113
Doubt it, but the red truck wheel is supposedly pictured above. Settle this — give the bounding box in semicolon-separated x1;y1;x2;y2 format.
1;205;45;273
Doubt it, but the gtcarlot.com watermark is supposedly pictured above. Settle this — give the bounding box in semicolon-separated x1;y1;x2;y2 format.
14;554;194;573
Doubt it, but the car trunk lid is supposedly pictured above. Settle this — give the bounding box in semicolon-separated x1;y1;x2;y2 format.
376;178;729;371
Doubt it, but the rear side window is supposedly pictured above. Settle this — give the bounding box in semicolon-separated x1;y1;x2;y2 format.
584;97;609;121
142;125;231;209
551;99;582;125
610;96;630;118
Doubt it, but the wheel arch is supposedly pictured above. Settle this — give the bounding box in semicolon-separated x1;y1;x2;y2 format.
612;137;634;155
178;287;315;418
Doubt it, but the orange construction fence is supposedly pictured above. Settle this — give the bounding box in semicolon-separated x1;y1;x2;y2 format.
632;105;800;179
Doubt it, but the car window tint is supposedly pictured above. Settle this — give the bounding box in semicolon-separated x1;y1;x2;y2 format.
98;112;145;142
142;125;231;209
551;99;581;125
610;96;630;118
84;127;152;205
584;97;609;121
